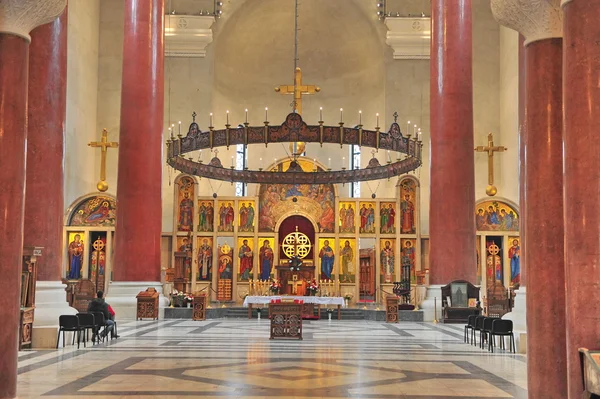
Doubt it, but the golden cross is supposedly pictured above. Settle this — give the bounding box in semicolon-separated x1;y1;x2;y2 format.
475;133;507;197
92;239;105;252
88;128;119;192
275;67;320;115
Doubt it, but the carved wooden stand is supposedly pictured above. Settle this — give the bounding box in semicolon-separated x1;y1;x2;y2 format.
385;296;399;323
20;246;42;350
192;293;207;321
269;303;303;340
136;288;159;320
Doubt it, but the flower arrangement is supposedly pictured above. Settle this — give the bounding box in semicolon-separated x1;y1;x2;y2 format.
344;293;354;301
171;290;193;307
306;279;319;296
269;279;282;294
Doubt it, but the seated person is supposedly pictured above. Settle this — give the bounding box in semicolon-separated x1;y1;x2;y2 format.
87;290;115;339
107;303;119;339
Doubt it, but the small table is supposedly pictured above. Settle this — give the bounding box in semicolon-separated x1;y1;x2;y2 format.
243;296;345;320
269;303;302;340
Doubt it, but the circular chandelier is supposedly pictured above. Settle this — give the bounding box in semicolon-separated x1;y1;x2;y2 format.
166;111;423;185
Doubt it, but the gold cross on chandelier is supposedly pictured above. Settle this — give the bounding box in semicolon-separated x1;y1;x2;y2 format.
475;132;507;197
89;128;119;192
275;67;320;115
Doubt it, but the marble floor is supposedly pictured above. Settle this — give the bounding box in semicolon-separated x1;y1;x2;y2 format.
17;319;527;398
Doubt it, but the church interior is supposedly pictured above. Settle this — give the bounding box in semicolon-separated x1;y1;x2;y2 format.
1;0;598;398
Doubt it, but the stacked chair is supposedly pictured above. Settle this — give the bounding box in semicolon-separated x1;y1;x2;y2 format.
464;315;515;353
56;312;119;348
56;315;85;349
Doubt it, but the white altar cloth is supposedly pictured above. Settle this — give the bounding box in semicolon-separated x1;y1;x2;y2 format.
243;296;345;307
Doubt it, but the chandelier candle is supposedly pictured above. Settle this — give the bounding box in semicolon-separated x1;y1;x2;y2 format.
167;112;423;184
319;107;323;121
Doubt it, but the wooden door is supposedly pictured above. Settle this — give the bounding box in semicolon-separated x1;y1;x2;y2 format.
359;248;375;301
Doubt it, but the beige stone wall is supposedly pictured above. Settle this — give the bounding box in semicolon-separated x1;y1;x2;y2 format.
65;0;101;208
473;1;501;203
497;27;520;205
64;0;519;234
95;0;124;202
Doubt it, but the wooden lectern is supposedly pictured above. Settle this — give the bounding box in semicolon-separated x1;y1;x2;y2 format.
385;296;399;323
192;293;207;321
136;288;160;320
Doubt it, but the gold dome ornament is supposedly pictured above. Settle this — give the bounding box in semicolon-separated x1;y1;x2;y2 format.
97;180;109;192
485;185;498;197
289;141;306;156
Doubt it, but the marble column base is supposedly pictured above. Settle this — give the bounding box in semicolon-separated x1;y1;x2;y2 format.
32;281;78;348
107;281;169;320
33;281;77;326
502;286;527;353
419;285;443;322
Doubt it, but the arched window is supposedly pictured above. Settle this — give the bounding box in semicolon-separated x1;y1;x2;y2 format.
349;144;360;197
235;144;247;196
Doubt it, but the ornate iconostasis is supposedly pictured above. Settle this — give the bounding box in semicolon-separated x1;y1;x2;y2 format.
475;199;521;300
63;194;116;293
169;158;423;303
59;176;519;307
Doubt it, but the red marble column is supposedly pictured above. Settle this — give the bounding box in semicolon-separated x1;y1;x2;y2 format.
562;1;600;397
113;0;164;282
517;34;527;288
24;9;68;282
523;38;568;398
0;34;29;399
429;0;476;284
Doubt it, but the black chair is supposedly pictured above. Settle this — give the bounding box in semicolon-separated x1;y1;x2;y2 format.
464;315;477;343
56;315;84;349
111;320;119;340
472;316;485;346
90;311;107;344
76;313;95;343
481;317;495;350
489;319;516;353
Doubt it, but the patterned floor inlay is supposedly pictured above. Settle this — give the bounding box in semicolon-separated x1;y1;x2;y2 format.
17;319;527;398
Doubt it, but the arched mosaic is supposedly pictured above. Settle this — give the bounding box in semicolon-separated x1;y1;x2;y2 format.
476;200;519;232
67;195;117;227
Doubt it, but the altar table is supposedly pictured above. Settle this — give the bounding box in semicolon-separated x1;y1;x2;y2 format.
243;296;345;320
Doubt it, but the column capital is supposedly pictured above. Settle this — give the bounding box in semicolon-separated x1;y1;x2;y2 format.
490;0;563;45
0;0;66;42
